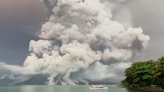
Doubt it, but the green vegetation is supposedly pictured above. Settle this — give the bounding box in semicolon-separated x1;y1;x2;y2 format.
121;57;164;87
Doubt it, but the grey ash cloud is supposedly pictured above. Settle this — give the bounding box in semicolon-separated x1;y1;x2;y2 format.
0;0;164;85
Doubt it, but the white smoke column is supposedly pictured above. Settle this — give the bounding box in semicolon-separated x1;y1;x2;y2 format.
7;0;149;85
102;0;133;29
24;40;101;85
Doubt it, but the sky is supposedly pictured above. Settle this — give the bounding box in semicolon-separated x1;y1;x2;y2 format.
0;0;46;65
0;0;164;85
129;0;164;61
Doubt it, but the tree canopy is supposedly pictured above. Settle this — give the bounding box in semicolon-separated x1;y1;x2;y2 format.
122;57;164;87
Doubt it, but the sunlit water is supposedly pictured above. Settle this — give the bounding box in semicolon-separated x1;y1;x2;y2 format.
0;85;152;92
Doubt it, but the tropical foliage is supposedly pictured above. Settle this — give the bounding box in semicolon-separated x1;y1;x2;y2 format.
153;57;164;87
122;57;164;87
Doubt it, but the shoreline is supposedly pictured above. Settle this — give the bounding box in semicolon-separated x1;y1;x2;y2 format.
118;85;164;92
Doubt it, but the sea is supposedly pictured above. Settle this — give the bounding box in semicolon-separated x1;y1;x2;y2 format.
0;85;152;92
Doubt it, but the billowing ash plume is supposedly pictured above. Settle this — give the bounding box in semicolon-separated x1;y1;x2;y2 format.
0;0;150;85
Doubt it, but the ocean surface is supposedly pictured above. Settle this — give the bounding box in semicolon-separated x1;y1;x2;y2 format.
0;85;152;92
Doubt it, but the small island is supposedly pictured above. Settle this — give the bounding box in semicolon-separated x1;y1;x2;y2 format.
119;57;164;92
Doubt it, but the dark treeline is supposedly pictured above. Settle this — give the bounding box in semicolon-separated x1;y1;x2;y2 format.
121;57;164;87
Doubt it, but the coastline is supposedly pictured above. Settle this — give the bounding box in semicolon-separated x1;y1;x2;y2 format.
117;85;129;88
118;85;164;92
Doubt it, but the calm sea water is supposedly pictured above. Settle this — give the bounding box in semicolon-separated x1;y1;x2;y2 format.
0;85;152;92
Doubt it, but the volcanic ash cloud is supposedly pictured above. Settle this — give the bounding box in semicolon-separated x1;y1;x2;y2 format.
1;0;150;85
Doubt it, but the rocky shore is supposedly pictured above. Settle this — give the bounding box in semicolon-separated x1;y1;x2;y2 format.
118;85;164;92
117;85;128;88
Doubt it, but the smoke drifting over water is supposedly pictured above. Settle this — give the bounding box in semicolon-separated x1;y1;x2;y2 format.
0;0;150;85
